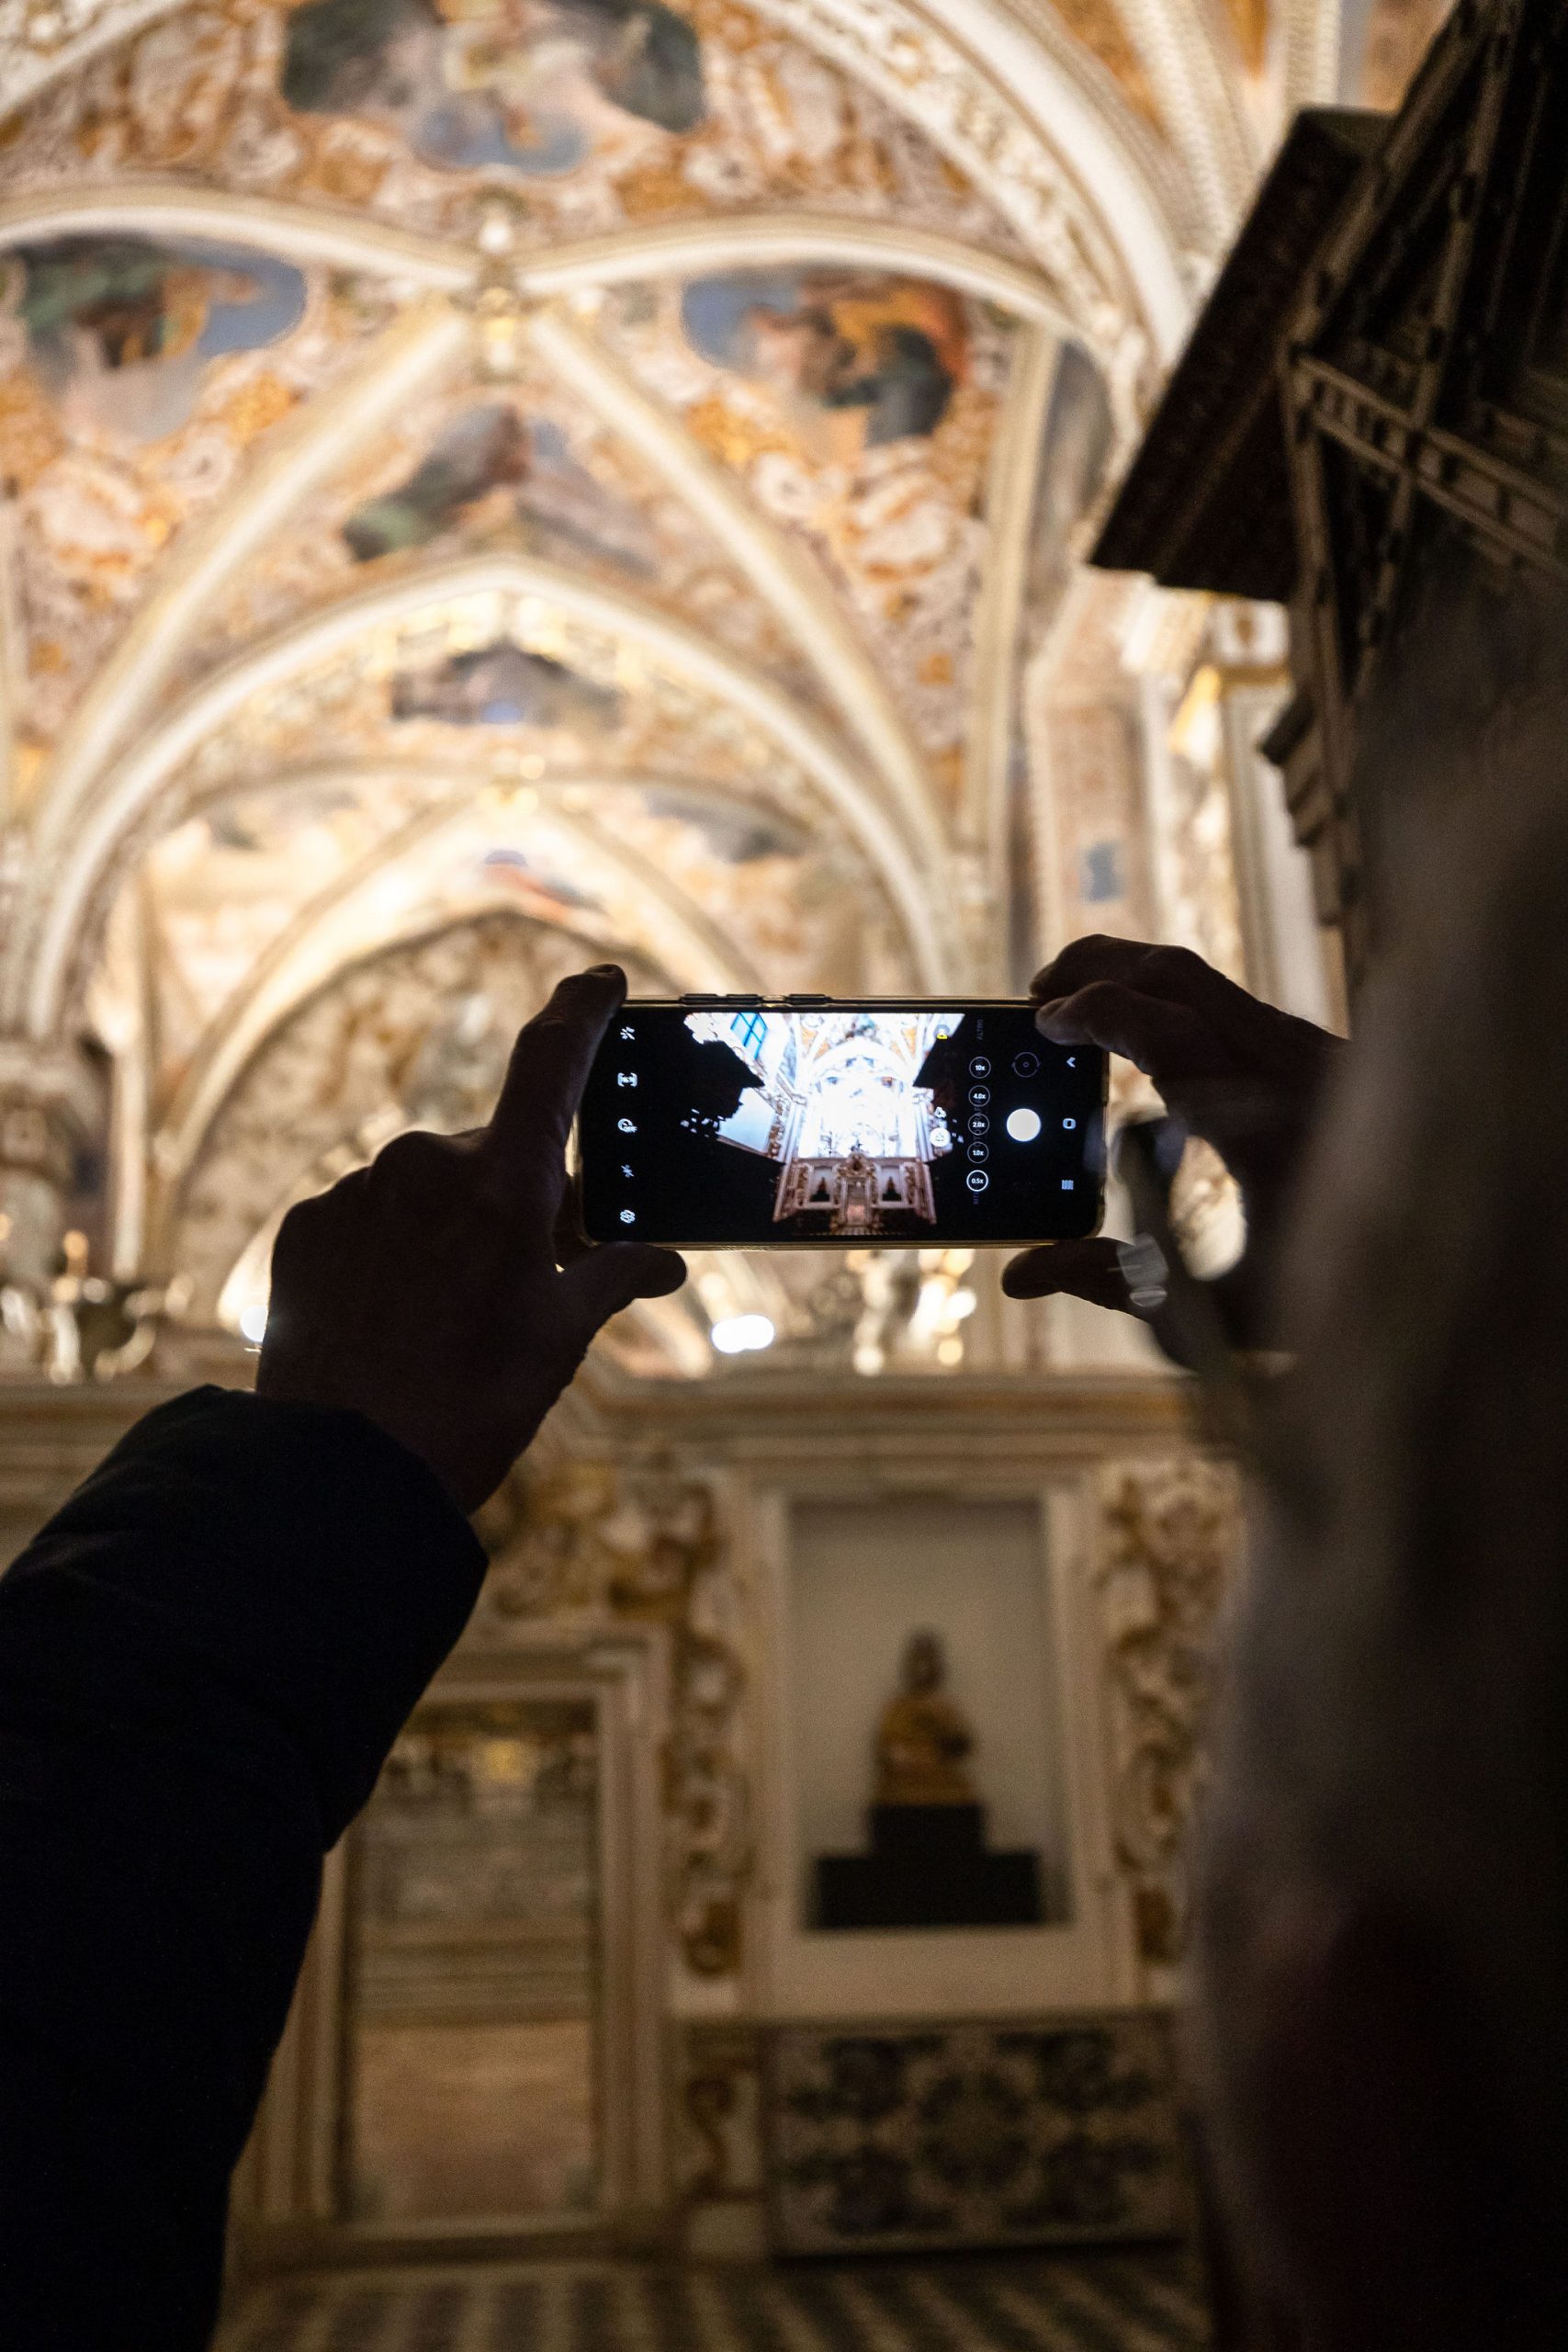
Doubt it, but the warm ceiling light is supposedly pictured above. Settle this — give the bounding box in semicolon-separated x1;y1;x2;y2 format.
710;1313;775;1355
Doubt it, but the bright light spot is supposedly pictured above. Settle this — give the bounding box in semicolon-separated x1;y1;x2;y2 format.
1005;1106;1043;1142
949;1286;978;1322
711;1313;775;1355
239;1304;268;1345
937;1336;964;1366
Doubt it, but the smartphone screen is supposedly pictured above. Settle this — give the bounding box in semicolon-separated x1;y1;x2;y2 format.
578;999;1105;1248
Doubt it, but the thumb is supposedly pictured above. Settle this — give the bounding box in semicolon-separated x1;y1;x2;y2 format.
1001;1238;1133;1310
562;1242;687;1334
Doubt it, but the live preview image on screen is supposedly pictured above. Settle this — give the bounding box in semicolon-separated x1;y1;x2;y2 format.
579;1003;1105;1247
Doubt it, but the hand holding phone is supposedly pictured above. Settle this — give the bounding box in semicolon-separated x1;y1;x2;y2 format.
578;997;1106;1249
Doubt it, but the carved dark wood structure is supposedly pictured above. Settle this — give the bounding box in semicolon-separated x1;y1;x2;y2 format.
1095;0;1568;976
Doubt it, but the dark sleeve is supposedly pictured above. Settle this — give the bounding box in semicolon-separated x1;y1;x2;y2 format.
0;1385;487;2352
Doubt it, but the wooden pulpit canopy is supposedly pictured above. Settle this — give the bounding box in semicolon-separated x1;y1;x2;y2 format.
1092;0;1568;973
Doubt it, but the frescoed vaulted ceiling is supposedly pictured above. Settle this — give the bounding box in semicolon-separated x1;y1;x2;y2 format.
0;0;1366;1372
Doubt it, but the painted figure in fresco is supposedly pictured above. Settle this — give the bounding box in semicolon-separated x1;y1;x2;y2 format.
343;404;656;574
681;269;968;459
389;639;622;729
512;414;659;574
874;1631;976;1808
344;404;531;559
282;0;703;178
3;236;306;443
643;786;798;864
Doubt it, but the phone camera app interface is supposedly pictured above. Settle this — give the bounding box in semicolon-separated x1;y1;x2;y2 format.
583;1006;1103;1247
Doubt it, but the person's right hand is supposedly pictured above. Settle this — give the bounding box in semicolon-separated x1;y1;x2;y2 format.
1001;937;1342;1344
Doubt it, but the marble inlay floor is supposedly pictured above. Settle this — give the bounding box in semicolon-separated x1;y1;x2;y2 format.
219;2252;1210;2351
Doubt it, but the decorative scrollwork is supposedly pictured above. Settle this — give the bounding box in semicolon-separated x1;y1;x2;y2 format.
1098;1455;1242;1964
0;0;165;109
475;1451;752;1978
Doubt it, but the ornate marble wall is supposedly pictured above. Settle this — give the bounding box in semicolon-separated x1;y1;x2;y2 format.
0;1363;1244;2266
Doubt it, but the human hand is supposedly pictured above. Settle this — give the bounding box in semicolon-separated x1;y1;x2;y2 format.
1001;938;1341;1345
256;966;685;1512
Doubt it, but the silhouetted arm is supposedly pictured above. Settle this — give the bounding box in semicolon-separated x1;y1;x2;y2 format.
0;1385;485;2352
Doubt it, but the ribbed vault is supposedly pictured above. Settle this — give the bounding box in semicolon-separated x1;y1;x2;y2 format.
0;0;1333;1363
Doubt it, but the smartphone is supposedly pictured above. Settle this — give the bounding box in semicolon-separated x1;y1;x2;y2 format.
578;996;1106;1248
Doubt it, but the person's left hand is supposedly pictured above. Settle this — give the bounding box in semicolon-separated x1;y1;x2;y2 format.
257;966;685;1512
1001;937;1341;1347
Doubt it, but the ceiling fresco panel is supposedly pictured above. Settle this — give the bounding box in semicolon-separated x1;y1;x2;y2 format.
596;266;1013;793
172;353;822;709
168;585;829;801
0;0;1022;252
0;233;397;754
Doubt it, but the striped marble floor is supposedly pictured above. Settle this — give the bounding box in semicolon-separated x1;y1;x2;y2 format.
220;2253;1210;2352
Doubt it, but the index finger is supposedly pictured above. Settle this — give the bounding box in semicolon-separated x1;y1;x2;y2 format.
1037;981;1241;1094
1031;938;1283;1063
484;965;626;1201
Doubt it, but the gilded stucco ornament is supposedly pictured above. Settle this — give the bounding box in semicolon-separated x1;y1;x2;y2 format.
729;0;1156;411
474;1452;753;1978
0;0;1155;385
0;0;151;93
1098;1454;1242;1965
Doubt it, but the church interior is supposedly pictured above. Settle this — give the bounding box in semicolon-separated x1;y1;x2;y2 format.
0;0;1461;2344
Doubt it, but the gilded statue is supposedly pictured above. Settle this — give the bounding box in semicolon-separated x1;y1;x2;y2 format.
874;1630;976;1807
